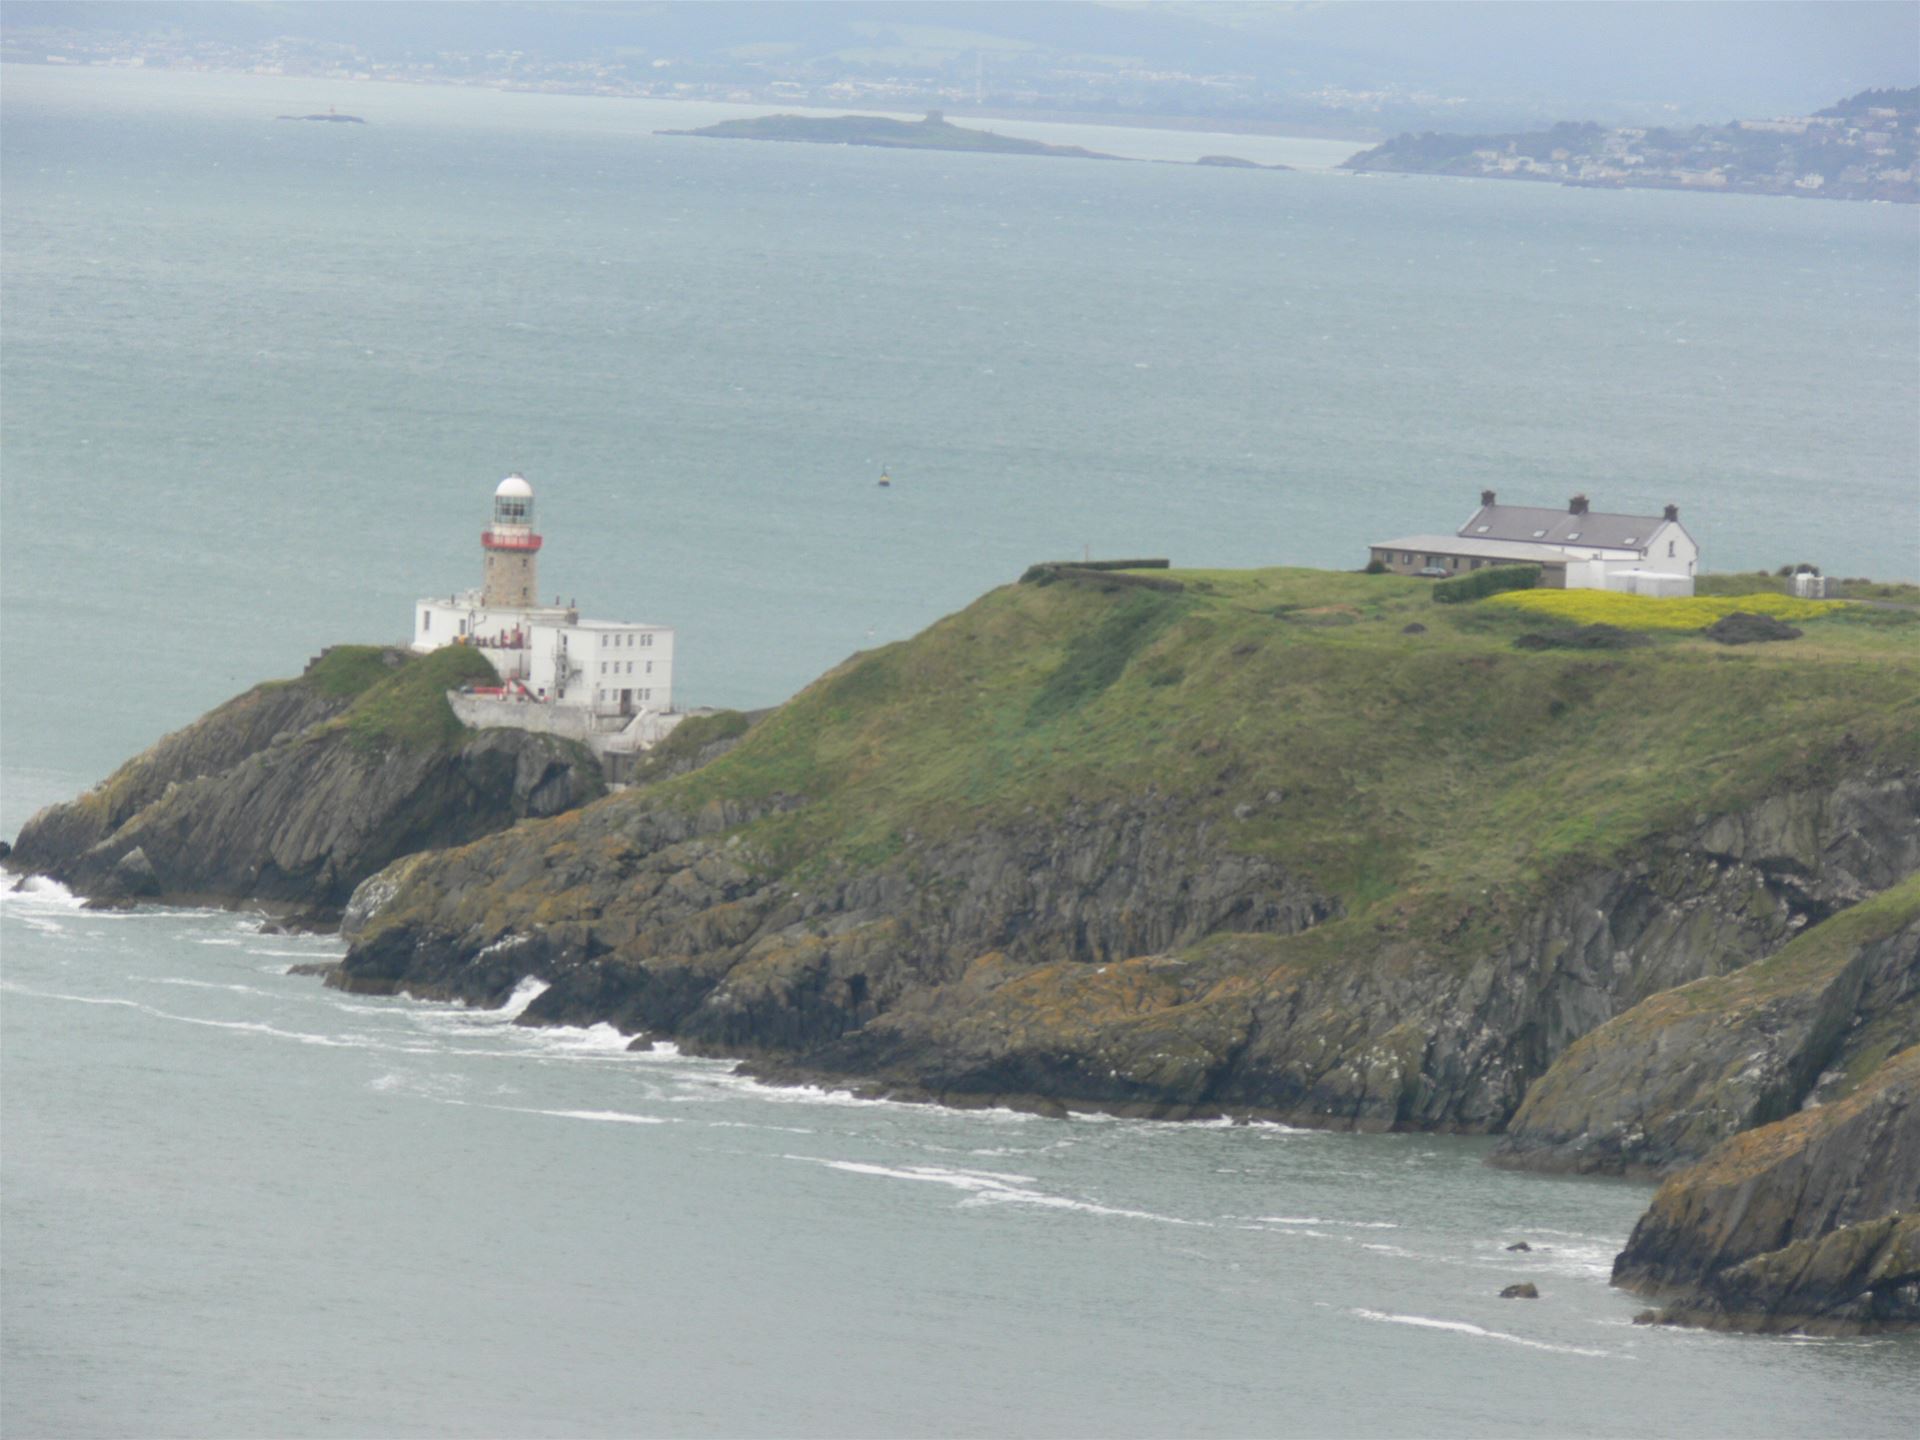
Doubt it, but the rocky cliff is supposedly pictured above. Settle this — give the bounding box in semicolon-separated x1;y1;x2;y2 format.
1492;874;1920;1176
7;645;604;922
329;570;1920;1133
1612;1045;1920;1334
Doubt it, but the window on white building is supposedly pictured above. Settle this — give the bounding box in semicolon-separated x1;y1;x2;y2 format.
422;611;431;632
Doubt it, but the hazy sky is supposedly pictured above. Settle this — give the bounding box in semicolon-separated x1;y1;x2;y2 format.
6;2;1916;126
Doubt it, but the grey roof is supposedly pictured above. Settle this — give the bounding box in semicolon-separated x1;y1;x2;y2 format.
1370;534;1572;564
1458;503;1672;553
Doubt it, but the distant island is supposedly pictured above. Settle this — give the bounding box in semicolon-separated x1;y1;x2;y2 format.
277;111;365;124
1344;86;1917;203
1195;154;1292;171
660;110;1122;161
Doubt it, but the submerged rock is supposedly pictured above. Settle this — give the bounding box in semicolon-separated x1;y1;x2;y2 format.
1500;1283;1540;1299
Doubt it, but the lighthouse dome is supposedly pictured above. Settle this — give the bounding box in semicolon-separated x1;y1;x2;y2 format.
495;473;534;500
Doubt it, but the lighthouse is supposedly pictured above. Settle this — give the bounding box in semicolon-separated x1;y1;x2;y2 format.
481;472;543;607
412;471;679;740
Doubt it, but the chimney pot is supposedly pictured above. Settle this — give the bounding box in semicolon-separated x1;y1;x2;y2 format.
1663;503;1679;521
1480;489;1496;507
1569;494;1590;515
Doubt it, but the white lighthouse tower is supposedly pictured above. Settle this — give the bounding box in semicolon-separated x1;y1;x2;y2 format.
482;472;542;607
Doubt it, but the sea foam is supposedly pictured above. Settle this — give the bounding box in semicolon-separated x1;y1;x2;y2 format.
1352;1308;1613;1358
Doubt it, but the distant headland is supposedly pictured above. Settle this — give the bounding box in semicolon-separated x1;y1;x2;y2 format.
659;111;1301;172
659;110;1121;160
1343;86;1917;203
277;110;365;124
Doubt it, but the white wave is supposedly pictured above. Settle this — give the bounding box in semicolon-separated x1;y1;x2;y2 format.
702;1074;910;1109
495;975;550;1019
0;875;85;909
1257;1216;1399;1230
1505;1240;1619;1279
705;1120;818;1135
248;947;332;958
0;983;370;1048
1185;1115;1305;1133
704;1070;1035;1121
148;977;272;997
524;1021;634;1054
488;1105;667;1126
1352;1309;1613;1358
793;1156;1203;1226
194;937;244;947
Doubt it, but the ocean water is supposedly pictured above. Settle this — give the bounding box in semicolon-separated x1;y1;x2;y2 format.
6;882;1918;1438
2;65;1918;1436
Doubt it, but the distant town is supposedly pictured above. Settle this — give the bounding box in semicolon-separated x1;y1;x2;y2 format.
7;18;1915;201
0;20;1602;137
1346;88;1918;203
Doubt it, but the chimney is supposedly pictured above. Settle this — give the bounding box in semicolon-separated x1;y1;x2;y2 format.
1480;489;1496;507
1569;494;1590;515
1663;503;1679;521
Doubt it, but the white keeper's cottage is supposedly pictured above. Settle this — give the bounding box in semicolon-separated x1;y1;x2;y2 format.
1369;490;1700;595
413;474;681;749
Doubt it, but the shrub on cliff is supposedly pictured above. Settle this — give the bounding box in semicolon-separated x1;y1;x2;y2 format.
1431;565;1540;604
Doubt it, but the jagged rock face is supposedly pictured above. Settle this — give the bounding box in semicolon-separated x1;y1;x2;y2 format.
10;680;351;870
1491;888;1920;1176
10;674;602;921
338;794;1333;1052
1612;1047;1920;1334
338;770;1920;1131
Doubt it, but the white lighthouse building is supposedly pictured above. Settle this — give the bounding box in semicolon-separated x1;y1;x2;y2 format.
413;474;679;747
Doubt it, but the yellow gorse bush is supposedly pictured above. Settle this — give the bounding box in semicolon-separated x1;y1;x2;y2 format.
1486;589;1845;631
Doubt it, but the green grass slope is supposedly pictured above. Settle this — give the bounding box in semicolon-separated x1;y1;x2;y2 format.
668;566;1919;920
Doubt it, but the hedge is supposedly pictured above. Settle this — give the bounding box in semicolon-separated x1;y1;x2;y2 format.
1432;564;1541;605
1021;558;1172;586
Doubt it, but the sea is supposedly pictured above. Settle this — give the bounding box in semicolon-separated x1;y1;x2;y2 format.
2;65;1917;1437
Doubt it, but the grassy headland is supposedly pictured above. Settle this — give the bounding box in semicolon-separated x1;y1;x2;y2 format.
668;565;1918;918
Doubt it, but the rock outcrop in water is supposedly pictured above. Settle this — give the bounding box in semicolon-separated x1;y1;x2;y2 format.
6;645;604;923
1612;1046;1920;1334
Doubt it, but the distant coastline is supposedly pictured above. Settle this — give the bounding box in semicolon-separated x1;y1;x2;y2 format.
1343;86;1917;204
277;111;365;124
